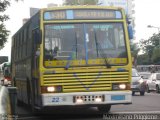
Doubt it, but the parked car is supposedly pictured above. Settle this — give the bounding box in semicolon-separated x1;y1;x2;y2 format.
131;68;145;96
146;73;160;93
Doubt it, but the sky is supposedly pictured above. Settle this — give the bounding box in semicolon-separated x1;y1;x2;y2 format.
0;0;160;60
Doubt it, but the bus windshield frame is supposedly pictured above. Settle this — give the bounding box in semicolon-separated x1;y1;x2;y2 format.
43;22;128;68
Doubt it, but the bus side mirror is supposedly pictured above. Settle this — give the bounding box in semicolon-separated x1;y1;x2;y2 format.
33;29;42;44
128;25;133;40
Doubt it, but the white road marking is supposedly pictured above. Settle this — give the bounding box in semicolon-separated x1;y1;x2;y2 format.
112;111;160;114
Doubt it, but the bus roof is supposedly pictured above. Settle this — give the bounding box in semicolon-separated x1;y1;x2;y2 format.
42;5;124;11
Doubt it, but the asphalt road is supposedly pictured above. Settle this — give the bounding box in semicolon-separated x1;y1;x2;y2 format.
16;92;160;120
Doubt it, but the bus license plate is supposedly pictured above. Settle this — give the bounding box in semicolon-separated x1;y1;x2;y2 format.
111;95;125;100
52;97;62;102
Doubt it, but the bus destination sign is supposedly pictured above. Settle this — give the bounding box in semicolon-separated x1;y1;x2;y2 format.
44;9;122;20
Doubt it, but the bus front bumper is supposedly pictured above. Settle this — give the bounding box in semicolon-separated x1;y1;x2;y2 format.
41;91;132;107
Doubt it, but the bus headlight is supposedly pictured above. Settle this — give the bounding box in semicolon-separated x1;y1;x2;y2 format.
76;98;83;103
41;86;62;93
119;84;126;89
95;97;102;102
112;83;128;90
47;87;55;92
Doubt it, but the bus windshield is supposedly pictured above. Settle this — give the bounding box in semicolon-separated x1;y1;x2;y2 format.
44;23;127;67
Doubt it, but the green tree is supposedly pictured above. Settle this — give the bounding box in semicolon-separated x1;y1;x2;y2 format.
137;54;150;65
149;33;160;47
152;48;160;64
150;34;160;64
139;33;160;64
64;0;98;5
0;0;10;50
0;0;22;50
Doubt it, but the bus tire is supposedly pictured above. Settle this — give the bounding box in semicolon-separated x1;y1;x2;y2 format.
97;105;111;113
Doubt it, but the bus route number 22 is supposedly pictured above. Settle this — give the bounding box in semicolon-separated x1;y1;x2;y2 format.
52;97;62;102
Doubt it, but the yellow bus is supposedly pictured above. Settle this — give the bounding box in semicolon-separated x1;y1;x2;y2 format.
11;6;133;113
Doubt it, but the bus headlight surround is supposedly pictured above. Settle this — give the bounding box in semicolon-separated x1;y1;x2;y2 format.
112;83;127;90
41;86;62;93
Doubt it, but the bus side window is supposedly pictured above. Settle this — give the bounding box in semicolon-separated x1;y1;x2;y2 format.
33;28;42;44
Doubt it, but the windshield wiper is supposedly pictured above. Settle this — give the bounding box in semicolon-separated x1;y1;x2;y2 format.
64;32;78;70
64;45;76;70
94;30;111;68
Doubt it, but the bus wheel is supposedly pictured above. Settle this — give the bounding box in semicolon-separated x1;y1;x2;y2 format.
97;105;111;113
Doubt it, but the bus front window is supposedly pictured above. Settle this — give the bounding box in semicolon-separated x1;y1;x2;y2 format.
86;23;127;59
44;24;85;61
44;23;127;67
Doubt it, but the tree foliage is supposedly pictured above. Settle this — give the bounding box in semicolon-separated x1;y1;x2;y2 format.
63;0;98;5
152;47;160;63
0;0;10;50
138;33;160;65
137;54;150;65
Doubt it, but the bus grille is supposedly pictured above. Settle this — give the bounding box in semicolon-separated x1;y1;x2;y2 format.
42;69;129;93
